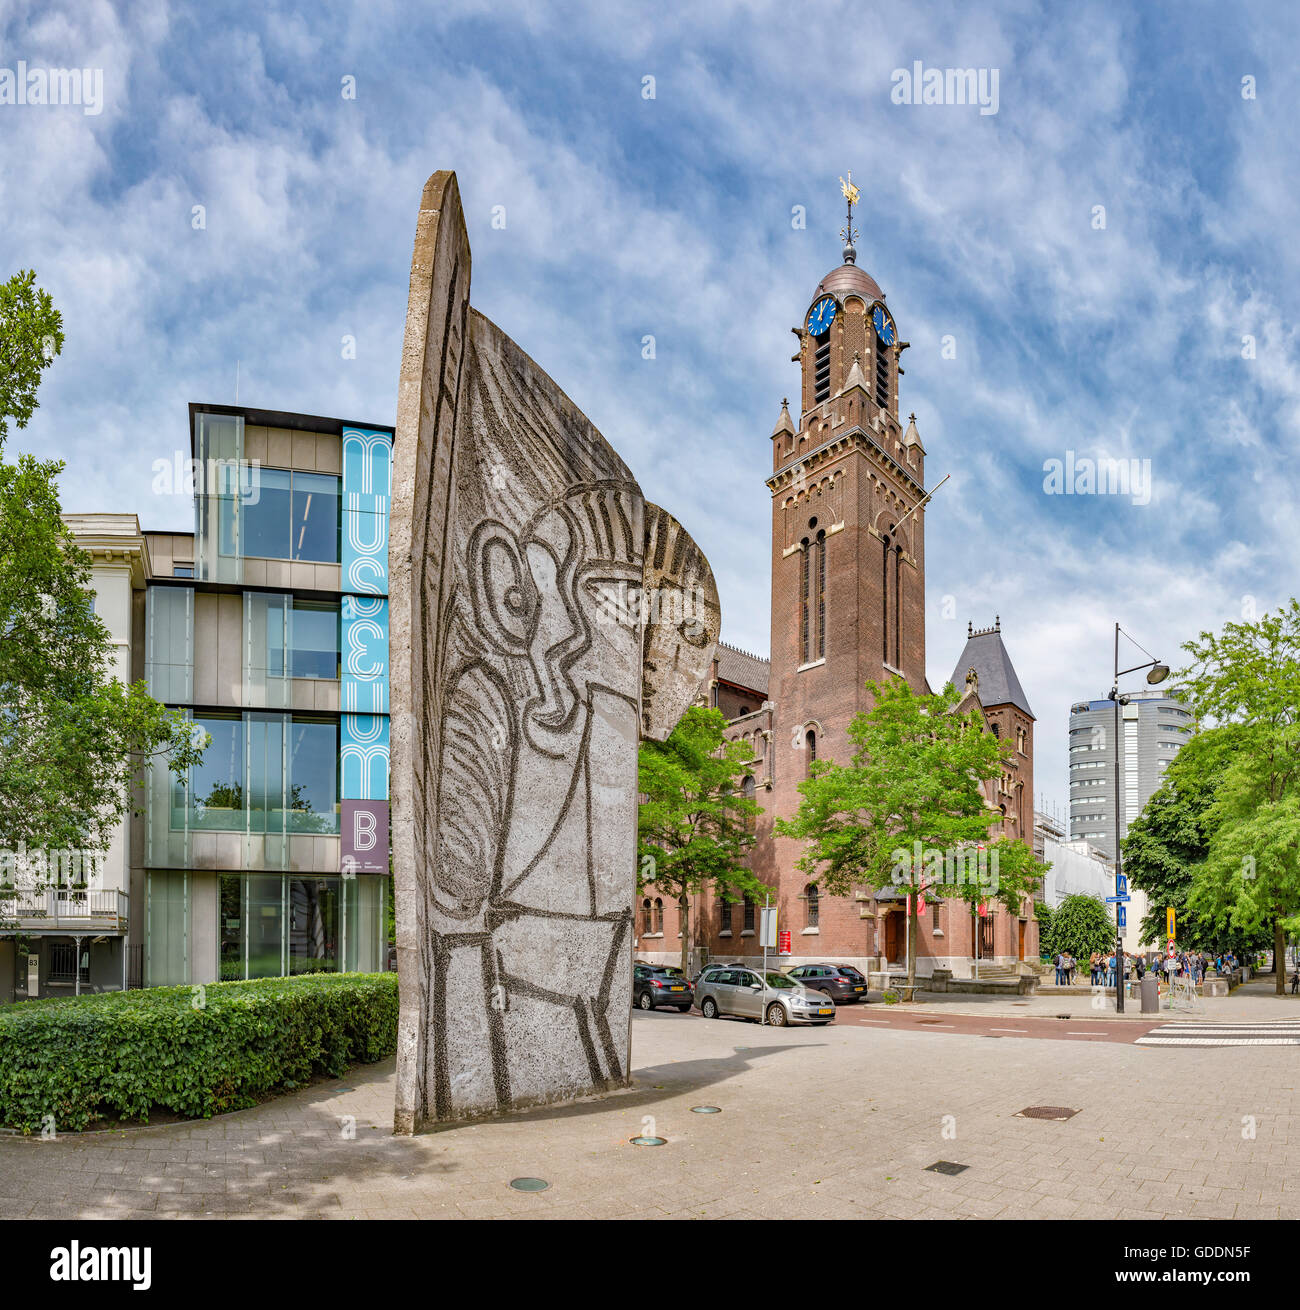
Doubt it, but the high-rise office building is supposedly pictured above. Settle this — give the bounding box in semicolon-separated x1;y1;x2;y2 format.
1068;688;1193;862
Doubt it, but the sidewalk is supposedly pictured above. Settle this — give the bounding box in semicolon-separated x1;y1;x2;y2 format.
901;977;1300;1023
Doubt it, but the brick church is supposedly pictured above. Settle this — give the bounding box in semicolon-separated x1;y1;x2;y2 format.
636;181;1039;977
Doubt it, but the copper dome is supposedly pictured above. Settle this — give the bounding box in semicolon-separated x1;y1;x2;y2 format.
815;262;884;304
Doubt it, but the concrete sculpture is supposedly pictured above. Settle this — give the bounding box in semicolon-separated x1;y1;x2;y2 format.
390;171;719;1132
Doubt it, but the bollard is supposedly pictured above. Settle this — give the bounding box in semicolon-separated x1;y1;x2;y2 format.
1140;973;1159;1014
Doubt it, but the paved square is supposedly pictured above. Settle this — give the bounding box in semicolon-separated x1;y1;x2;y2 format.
2;1009;1296;1219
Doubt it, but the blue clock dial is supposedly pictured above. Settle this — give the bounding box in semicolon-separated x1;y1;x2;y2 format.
806;295;837;336
872;305;896;346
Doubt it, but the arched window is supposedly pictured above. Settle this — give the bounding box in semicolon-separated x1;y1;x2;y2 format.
719;896;731;934
800;537;811;662
805;883;819;929
653;897;663;934
641;898;652;936
805;728;817;778
743;894;755;934
742;774;756;832
990;723;1000;738
816;529;827;660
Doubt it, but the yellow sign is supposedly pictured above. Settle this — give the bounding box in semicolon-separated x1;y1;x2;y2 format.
1166;907;1176;939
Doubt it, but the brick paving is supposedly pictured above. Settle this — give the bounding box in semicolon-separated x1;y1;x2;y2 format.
2;1007;1297;1219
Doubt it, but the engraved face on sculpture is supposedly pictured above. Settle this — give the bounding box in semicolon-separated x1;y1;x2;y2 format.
432;485;642;923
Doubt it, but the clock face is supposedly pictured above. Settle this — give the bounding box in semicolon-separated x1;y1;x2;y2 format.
806;295;837;336
873;305;896;346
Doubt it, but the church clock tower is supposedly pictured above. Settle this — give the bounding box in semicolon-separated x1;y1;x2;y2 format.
765;172;930;839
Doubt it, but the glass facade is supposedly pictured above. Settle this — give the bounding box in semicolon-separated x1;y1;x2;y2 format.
237;467;340;563
165;713;338;837
138;412;391;991
216;873;384;979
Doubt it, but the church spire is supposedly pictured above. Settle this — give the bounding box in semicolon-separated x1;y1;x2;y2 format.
838;171;860;265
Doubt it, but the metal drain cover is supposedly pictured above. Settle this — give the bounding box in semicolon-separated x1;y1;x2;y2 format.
926;1161;969;1175
690;1106;722;1114
630;1135;667;1146
1017;1106;1080;1121
509;1177;550;1191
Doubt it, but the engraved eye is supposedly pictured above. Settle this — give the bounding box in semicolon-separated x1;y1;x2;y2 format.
470;522;537;654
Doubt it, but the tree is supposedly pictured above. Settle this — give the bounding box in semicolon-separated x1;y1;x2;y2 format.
1123;728;1242;950
0;269;64;451
1035;899;1055;960
775;676;1043;992
1177;602;1300;992
1048;894;1115;961
637;705;766;974
0;271;202;889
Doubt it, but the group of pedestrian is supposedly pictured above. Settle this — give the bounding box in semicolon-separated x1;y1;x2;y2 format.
1052;946;1254;989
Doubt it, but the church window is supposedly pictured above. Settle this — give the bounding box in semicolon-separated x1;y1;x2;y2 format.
653;898;664;933
719;896;731;933
990;723;1000;738
742;775;756;833
743;895;755;933
875;341;889;410
641;898;652;936
805;729;817;777
800;538;811;663
816;529;827;659
805;884;819;929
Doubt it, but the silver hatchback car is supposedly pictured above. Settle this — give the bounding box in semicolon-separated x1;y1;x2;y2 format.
694;967;836;1027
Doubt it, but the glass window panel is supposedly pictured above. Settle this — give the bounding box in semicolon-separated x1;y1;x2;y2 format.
289;877;339;974
146;871;189;986
247;714;287;836
242;467;292;559
291;472;340;563
290;602;340;679
288;718;338;834
219;874;244;981
246;875;284;978
180;715;244;830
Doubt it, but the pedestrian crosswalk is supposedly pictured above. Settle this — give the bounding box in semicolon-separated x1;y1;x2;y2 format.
1137;1019;1300;1047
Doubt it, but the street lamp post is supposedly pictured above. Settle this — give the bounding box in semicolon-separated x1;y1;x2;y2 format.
1108;622;1169;1014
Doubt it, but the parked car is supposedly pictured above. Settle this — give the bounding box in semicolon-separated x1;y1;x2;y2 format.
633;963;694;1012
785;962;869;1004
694;967;836;1027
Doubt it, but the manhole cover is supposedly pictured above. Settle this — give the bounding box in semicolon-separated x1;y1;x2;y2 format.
690;1106;722;1114
1017;1106;1080;1121
630;1135;667;1146
926;1161;969;1175
509;1177;550;1192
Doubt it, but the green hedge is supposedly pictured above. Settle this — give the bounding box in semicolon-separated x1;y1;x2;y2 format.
0;971;398;1133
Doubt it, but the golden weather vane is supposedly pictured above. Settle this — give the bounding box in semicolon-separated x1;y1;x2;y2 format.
839;170;860;261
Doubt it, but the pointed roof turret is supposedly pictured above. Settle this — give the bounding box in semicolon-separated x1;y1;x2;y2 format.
949;619;1034;718
840;351;869;397
770;397;795;438
903;412;925;453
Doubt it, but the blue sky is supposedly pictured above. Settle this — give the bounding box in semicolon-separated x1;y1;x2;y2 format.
3;0;1298;818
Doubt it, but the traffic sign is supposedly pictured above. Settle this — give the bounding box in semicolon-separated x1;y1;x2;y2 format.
1105;895;1130;904
1166;907;1176;938
1117;905;1127;929
759;906;778;949
1116;874;1128;896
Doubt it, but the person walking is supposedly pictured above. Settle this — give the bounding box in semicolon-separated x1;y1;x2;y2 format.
1054;952;1063;986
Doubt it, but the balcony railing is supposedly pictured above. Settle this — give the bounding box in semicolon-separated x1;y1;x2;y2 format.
0;888;129;934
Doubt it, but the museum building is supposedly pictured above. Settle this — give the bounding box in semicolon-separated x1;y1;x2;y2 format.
0;405;392;1001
